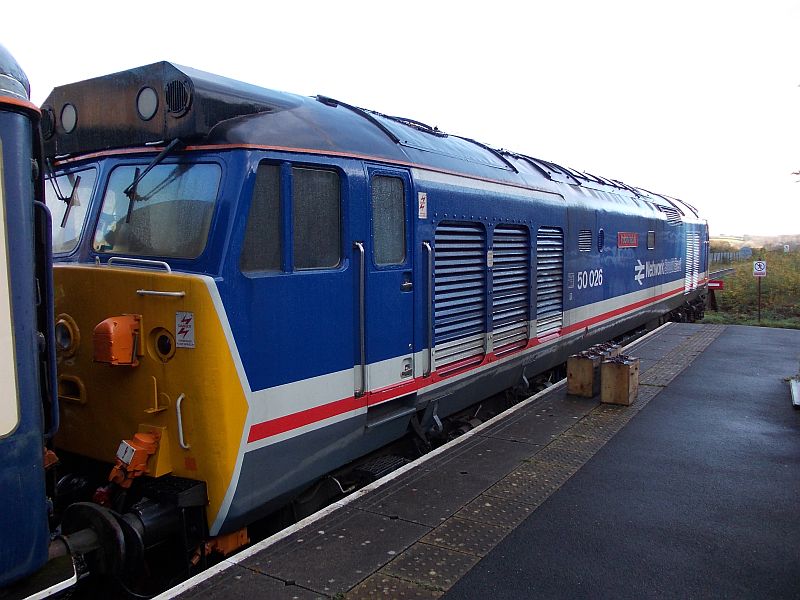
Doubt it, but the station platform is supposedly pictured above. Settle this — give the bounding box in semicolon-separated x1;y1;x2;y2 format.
160;323;800;600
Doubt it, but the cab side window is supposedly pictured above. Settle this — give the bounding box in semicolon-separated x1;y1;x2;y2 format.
240;162;342;273
240;164;281;272
293;167;341;270
371;176;406;265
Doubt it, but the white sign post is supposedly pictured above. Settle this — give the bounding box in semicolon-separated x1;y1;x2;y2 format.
753;261;766;324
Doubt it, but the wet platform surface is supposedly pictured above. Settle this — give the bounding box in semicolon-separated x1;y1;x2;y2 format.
162;324;800;600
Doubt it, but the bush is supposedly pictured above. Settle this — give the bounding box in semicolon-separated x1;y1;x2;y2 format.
706;250;800;328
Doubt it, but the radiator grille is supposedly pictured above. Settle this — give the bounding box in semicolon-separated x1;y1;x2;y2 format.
492;226;530;356
578;229;592;252
434;223;487;371
536;227;564;337
684;231;700;292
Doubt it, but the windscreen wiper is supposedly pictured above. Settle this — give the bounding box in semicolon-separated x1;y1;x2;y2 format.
123;138;185;223
45;160;82;228
59;175;81;227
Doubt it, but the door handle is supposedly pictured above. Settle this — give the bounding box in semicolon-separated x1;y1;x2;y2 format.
401;281;413;292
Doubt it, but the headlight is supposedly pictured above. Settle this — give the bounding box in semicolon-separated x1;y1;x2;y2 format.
55;314;80;357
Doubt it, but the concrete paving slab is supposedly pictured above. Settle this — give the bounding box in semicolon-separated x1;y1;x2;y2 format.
177;564;321;600
243;510;429;596
381;543;479;592
481;395;597;445
346;573;444;599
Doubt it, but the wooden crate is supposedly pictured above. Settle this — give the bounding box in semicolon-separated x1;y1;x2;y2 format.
592;342;622;358
600;356;640;406
567;353;602;397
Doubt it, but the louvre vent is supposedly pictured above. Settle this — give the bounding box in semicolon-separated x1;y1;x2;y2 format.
492;226;530;356
658;205;683;226
536;227;564;337
578;229;592;252
684;231;700;293
165;79;192;116
434;223;487;372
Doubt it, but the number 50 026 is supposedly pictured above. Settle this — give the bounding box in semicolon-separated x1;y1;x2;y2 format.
577;269;603;289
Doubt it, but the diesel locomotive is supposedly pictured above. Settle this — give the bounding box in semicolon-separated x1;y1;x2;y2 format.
31;61;706;592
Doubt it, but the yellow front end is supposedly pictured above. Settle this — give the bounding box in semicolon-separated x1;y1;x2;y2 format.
54;264;248;531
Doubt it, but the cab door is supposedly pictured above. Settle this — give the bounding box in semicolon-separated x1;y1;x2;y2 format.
362;166;414;414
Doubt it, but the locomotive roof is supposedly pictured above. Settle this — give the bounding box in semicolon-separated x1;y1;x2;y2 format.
0;44;30;101
42;61;700;220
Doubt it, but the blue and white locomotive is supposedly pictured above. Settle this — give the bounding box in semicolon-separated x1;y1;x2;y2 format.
36;62;707;588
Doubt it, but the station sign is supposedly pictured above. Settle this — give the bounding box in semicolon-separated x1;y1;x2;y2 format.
753;261;767;277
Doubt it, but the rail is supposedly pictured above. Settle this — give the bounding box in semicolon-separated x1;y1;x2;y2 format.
709;268;735;279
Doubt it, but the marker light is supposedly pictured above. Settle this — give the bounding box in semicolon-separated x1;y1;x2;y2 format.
136;86;158;121
61;103;77;133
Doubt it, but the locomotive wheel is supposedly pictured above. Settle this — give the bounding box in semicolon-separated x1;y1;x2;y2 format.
61;502;126;578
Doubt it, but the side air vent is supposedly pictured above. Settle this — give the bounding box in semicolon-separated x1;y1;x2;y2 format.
433;223;487;373
536;227;564;338
492;226;530;356
165;79;192;117
684;232;700;293
578;229;592;252
658;205;683;226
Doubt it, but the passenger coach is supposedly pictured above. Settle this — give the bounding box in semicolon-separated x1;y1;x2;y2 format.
0;44;61;590
39;62;707;587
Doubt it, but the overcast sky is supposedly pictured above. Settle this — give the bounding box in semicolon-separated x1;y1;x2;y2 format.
4;0;798;236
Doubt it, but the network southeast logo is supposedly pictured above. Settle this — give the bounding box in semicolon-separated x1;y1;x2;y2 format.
634;258;682;285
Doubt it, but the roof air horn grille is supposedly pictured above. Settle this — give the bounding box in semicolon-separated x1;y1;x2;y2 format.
165;79;191;117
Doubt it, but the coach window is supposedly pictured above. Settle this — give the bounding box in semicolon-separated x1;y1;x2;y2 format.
292;167;341;269
371;176;405;265
241;163;281;272
647;230;656;250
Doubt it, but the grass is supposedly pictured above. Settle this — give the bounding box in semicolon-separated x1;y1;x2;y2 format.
703;249;800;329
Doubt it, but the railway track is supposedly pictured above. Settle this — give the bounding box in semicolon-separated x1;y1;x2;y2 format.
710;267;735;278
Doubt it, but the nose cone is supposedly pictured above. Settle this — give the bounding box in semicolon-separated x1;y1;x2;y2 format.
0;44;30;101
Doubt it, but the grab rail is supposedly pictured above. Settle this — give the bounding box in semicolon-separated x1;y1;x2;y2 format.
423;241;433;377
136;290;185;298
176;393;190;449
107;257;172;273
354;242;366;397
34;201;59;438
